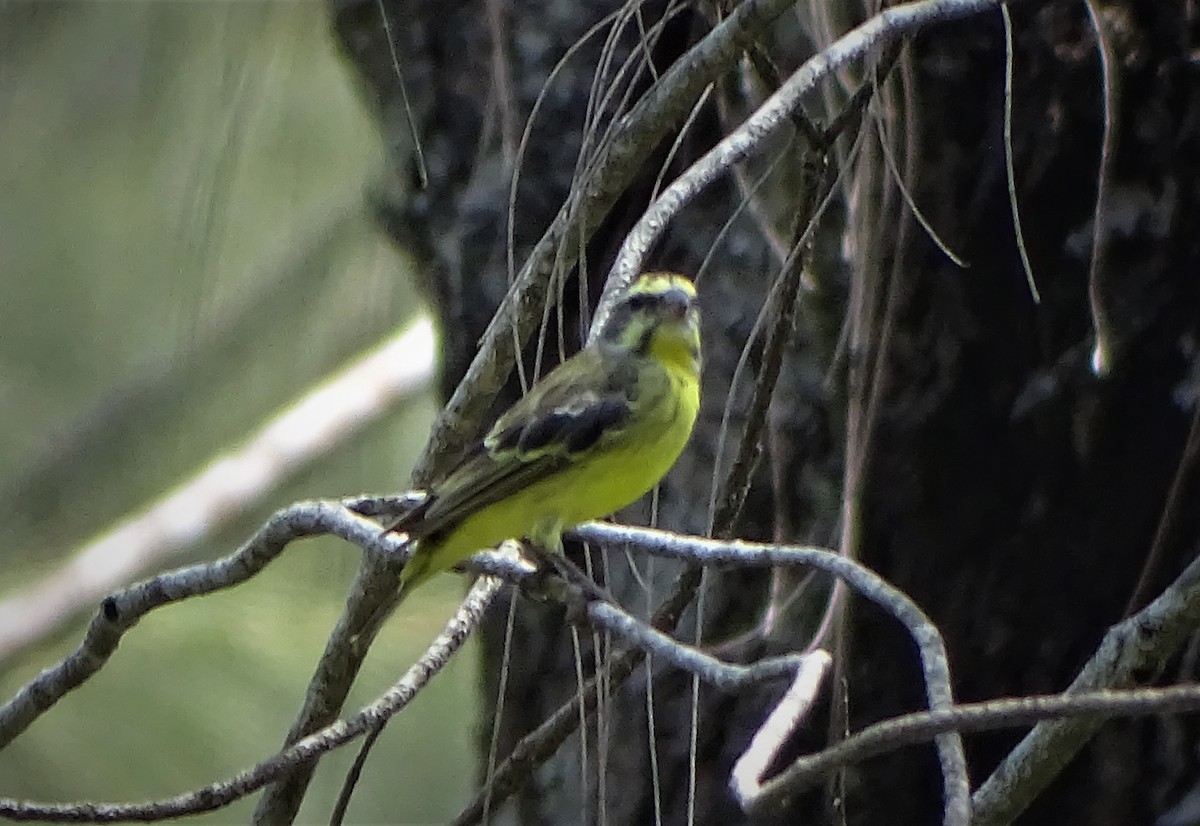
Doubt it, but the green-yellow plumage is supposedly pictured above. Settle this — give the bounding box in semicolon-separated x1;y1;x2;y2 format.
391;272;702;593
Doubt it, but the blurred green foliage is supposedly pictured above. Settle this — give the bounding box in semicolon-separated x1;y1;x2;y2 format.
0;2;475;822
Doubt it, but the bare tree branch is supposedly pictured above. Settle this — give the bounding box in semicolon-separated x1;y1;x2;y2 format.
583;600;804;691
596;0;1029;330
573;522;970;826
0;500;413;750
0;577;500;824
972;542;1200;826
744;683;1200;818
730;650;834;807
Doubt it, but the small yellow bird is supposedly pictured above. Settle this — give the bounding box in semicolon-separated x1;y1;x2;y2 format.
389;272;702;593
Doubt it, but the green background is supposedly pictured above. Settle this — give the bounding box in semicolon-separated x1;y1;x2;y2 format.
0;3;473;823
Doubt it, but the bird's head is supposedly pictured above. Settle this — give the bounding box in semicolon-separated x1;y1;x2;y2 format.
598;272;701;375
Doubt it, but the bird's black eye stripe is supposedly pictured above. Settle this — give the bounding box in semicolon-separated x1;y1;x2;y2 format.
622;286;693;317
518;411;573;453
625;292;657;312
564;398;629;453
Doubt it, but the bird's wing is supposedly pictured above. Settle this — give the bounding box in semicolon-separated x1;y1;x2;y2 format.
396;352;634;540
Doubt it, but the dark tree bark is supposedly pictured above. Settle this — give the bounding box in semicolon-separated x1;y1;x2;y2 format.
332;0;1200;823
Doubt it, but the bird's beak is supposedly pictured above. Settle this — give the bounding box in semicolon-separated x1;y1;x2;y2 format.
662;287;692;320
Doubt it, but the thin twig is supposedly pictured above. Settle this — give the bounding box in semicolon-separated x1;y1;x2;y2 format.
710;148;830;537
584;600;806;691
597;0;1018;330
1124;401;1200;616
1001;4;1040;303
745;683;1200;817
1083;0;1118;374
730;650;834;807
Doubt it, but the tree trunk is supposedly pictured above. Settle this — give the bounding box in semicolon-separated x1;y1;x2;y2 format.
332;0;1200;823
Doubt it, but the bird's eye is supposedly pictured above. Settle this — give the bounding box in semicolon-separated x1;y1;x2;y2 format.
626;293;656;313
